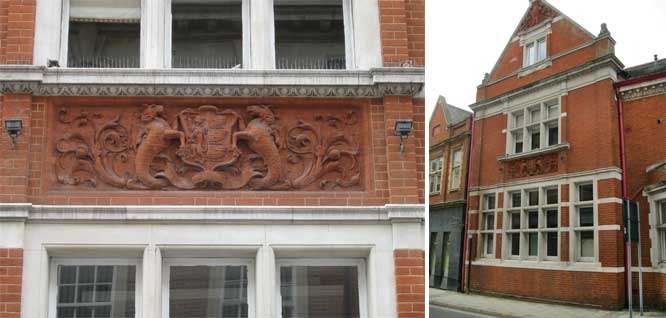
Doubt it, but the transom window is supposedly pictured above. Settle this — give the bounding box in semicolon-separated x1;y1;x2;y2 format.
277;259;367;318
574;182;596;262
429;158;443;194
524;36;546;67
480;194;497;258
449;148;463;190
508;98;560;155
503;186;560;260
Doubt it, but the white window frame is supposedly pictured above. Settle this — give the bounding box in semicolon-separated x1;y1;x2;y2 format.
162;257;256;318
573;182;597;262
165;0;251;69
449;148;463;191
270;0;356;70
429;157;443;194
48;258;143;318
506;97;561;155
275;258;368;318
59;0;145;68
480;193;497;258
522;36;547;67
659;201;666;264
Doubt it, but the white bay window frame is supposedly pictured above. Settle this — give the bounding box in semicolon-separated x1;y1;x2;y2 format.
275;258;368;318
48;258;143;318
507;97;561;155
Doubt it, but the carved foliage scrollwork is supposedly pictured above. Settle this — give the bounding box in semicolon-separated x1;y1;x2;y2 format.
506;153;558;179
53;104;364;191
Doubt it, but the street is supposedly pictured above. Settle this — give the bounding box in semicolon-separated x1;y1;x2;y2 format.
430;305;500;318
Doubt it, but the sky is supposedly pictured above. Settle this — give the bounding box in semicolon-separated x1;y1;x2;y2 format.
425;0;666;115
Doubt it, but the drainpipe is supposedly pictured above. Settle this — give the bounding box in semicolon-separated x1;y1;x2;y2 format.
614;70;666;305
460;113;476;292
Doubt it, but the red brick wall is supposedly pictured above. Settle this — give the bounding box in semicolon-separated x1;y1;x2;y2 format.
430;118;471;205
0;93;32;202
378;0;424;67
470;265;624;310
413;98;425;203
0;248;22;318
0;0;36;65
394;249;424;318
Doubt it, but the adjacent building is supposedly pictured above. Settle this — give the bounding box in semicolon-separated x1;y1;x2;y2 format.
467;0;666;310
428;96;471;291
0;0;426;317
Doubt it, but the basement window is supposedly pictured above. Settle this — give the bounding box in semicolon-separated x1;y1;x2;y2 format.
171;0;244;69
66;0;141;68
273;0;348;69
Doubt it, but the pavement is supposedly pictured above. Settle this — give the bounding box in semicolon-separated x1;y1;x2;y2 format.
430;288;666;318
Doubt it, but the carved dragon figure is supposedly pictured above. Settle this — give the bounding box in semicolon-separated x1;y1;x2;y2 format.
129;104;186;189
232;105;287;190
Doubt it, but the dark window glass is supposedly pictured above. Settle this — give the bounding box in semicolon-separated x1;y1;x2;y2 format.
579;184;593;201
548;125;558;146
170;265;249;318
528;211;538;228
546;209;558;228
68;23;140;68
528;233;538;256
546;188;558;204
172;0;243;69
274;0;346;69
528;191;538;206
485;234;494;255
280;266;360;318
579;207;594;227
547;232;558;257
486;195;495;210
511;234;520;256
511;192;521;208
485;214;495;230
580;231;594;257
515;141;523;153
531;131;540;149
511;212;521;229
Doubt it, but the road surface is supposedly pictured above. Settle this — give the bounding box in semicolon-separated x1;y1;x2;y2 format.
430;305;500;318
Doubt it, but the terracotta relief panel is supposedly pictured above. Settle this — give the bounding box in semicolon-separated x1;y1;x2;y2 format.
506;153;558;179
51;103;364;191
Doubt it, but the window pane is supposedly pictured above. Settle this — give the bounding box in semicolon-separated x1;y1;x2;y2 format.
546;188;558;204
60;266;77;284
546;209;558;228
547;232;558;257
548;125;558;146
511;212;520;229
526;43;535;66
547;103;559;119
531;131;540;150
486;195;495;210
280;265;360;318
274;0;346;69
511;234;520;256
530;108;540;123
660;202;666;224
57;265;136;318
528;191;538;206
514;114;524;128
579;184;593;201
68;0;141;68
579;207;594;227
528;233;538;256
511;192;521;208
537;38;547;61
170;265;248;318
172;0;243;69
486;234;494;255
528;211;538;228
580;231;594;258
485;214;495;230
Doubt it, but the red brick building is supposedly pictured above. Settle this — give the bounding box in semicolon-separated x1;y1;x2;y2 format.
467;0;666;310
0;0;425;317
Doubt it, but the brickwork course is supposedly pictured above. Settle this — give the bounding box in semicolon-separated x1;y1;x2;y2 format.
463;0;666;311
0;0;425;317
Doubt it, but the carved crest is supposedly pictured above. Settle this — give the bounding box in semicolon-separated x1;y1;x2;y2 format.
517;1;558;33
53;104;363;191
506;153;558;179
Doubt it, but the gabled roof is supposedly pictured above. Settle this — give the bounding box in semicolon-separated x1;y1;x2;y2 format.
485;0;596;83
429;95;471;128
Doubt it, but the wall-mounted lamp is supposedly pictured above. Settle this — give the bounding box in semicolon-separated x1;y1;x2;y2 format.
5;119;23;150
394;120;413;153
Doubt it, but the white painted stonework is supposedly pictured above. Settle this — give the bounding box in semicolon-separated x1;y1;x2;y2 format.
0;204;424;318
